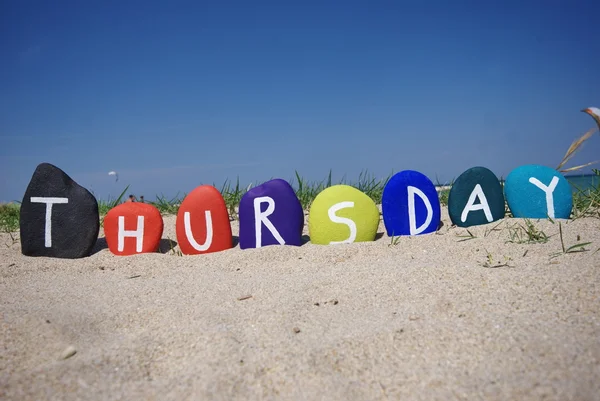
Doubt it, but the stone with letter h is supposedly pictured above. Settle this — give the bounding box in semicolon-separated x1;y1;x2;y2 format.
104;202;164;255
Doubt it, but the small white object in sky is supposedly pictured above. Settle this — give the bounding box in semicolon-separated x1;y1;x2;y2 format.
108;171;119;182
581;107;600;131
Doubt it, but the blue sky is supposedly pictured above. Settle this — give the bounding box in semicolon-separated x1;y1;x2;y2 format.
1;1;599;203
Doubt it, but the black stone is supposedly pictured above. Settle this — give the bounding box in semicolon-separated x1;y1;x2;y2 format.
20;163;100;258
448;166;505;227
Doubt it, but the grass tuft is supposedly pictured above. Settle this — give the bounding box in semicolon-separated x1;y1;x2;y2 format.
456;229;477;242
98;185;130;216
0;203;20;233
549;222;592;258
149;193;183;215
557;127;599;173
506;219;550;244
569;169;600;220
220;177;246;219
481;249;513;268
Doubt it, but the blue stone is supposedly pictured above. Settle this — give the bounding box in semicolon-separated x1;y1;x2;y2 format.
448;166;505;227
504;164;572;219
382;170;441;236
238;178;304;249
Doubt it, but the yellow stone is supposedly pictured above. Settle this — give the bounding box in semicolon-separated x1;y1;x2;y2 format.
308;185;380;245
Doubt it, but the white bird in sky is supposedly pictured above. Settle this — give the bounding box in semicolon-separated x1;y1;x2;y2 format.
108;171;119;182
581;107;600;132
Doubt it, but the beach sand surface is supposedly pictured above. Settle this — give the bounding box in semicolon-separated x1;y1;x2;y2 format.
1;207;599;400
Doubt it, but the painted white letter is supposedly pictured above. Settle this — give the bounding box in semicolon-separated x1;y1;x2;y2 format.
528;176;559;218
30;196;69;248
461;184;493;223
118;215;144;252
407;186;433;235
327;201;357;245
254;196;285;248
184;211;213;251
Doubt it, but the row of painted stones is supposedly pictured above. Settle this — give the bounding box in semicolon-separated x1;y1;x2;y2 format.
19;163;572;258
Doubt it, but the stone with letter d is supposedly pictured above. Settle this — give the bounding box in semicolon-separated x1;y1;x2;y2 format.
382;170;441;236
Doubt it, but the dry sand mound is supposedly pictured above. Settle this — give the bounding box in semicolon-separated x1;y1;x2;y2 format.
1;207;599;400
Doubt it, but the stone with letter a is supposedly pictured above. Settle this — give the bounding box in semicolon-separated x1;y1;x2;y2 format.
104;203;164;255
448;166;505;227
176;185;233;255
238;178;304;249
19;162;100;258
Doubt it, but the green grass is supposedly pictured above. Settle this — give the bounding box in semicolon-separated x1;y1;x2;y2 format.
549;221;592;259
506;219;550;244
149;193;184;215
434;176;453;207
569;169;600;220
0;203;20;233
220;177;246;219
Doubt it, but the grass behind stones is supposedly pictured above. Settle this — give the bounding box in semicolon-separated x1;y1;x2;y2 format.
570;169;600;220
1;169;599;232
0;203;20;233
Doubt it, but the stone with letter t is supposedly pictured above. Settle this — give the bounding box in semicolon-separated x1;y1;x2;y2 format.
238;178;304;249
19;162;100;258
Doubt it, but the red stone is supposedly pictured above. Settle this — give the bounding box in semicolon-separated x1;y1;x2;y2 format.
104;202;164;256
176;185;233;255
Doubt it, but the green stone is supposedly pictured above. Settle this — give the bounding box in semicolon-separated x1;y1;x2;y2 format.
448;166;505;227
308;185;380;245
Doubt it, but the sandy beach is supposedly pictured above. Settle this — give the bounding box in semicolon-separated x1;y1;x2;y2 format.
1;206;599;400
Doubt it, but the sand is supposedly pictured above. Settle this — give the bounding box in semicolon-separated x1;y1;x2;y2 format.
1;207;599;400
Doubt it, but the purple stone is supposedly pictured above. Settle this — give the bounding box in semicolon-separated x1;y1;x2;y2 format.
238;178;304;249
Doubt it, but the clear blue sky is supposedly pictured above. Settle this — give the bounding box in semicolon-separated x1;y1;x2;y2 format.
1;1;599;203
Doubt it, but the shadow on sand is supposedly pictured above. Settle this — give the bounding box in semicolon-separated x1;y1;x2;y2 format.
90;237;180;255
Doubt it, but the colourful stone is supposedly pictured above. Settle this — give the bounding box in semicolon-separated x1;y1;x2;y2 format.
238;178;304;249
447;166;505;227
308;185;379;245
19;163;100;258
504;164;572;219
382;170;441;236
104;202;164;255
175;185;233;255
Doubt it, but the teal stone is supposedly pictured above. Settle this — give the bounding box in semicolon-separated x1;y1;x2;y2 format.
448;166;505;227
504;164;572;219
